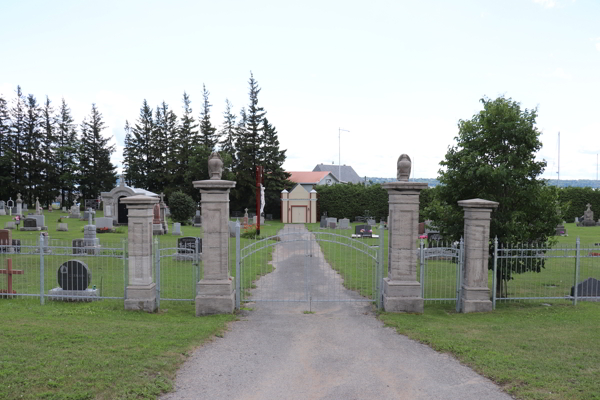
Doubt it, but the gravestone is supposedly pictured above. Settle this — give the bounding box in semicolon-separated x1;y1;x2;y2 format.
95;217;113;231
35;197;41;215
555;223;567;236
243;208;249;225
339;218;350;229
21;218;41;231
152;204;163;235
355;224;372;237
62;206;67;212
48;260;99;301
228;220;237;237
30;214;46;230
575;217;579;223
172;222;182;235
0;229;12;253
326;218;337;227
320;215;328;228
84;225;99;247
0;200;5;216
48;204;53;212
193;214;202;227
266;214;273;221
57;260;91;290
104;205;112;217
72;239;85;254
57;223;68;232
571;277;600;298
4;221;15;230
328;221;337;229
176;236;202;261
367;218;376;226
69;205;80;219
22;203;27;211
252;215;265;224
82;210;95;222
577;204;598;227
16;193;22;216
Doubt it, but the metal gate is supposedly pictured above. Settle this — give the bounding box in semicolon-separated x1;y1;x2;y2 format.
235;224;385;309
418;238;464;310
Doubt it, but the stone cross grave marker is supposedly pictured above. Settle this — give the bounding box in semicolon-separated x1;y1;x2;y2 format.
0;259;24;295
57;260;92;291
320;215;328;228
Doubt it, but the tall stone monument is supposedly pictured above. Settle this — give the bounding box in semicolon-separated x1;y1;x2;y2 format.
193;152;236;315
122;195;159;312
16;193;22;216
458;198;498;313
382;154;427;313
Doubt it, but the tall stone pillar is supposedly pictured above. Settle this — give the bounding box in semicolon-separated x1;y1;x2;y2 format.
193;152;236;315
16;194;22;216
122;195;158;312
458;198;499;313
382;154;427;313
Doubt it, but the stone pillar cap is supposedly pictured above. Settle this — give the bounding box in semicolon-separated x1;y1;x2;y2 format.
382;182;428;190
458;198;499;209
120;195;159;204
193;180;236;189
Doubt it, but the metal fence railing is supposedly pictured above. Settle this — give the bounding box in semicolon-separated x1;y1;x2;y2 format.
493;237;600;308
0;235;127;303
155;238;202;305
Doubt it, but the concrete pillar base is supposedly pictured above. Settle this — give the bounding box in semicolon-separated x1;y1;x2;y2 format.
461;285;492;313
124;283;157;312
383;278;423;313
195;278;235;315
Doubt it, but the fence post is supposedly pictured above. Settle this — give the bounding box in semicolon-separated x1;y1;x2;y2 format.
235;220;241;310
574;236;580;306
377;221;385;310
123;238;128;300
455;237;463;313
419;239;425;299
492;236;498;310
155;237;160;310
39;233;45;305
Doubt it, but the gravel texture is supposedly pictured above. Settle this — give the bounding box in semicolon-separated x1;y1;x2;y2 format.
161;225;512;400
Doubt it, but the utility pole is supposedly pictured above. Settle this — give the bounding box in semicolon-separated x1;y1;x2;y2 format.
338;128;349;182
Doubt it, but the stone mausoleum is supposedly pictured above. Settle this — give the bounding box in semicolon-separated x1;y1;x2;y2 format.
101;178;159;225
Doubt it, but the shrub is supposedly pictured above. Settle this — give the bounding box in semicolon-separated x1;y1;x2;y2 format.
169;191;196;224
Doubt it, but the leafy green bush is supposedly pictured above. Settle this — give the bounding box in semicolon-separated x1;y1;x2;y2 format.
169;191;196;224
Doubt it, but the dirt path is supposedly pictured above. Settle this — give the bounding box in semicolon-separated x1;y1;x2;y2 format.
161;225;512;400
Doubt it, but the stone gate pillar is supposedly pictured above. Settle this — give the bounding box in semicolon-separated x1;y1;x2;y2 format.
193;152;236;315
458;198;499;313
382;154;427;313
122;195;158;312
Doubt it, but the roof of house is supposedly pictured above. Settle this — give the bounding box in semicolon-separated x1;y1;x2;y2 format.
288;171;336;184
313;164;362;184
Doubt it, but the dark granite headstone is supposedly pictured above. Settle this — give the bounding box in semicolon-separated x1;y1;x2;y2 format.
320;216;328;228
72;238;85;254
355;224;372;237
178;236;202;254
23;218;37;228
57;260;92;290
12;239;21;253
571;277;600;297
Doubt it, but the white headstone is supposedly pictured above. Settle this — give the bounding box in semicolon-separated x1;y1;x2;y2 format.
105;205;112;217
172;222;181;235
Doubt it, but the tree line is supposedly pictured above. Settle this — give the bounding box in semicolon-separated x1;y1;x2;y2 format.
122;72;290;217
0;86;116;208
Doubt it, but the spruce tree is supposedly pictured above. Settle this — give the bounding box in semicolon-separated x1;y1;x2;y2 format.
261;118;290;217
126;100;154;189
0;94;12;199
234;72;265;209
23;93;43;204
10;86;27;196
39;96;59;206
169;92;198;196
78;104;116;200
56;98;80;207
153;101;177;192
199;84;219;151
219;99;237;167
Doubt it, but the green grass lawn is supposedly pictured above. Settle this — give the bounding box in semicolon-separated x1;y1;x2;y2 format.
0;299;235;400
380;302;600;400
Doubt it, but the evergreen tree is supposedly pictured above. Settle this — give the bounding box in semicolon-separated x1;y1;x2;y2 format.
261;118;290;217
0;94;12;199
168;92;198;197
199;84;219;151
39;96;59;206
124;100;154;189
234;72;265;209
153;101;178;192
78;104;116;200
55;98;80;207
23;93;43;204
9;86;27;196
219;98;237;168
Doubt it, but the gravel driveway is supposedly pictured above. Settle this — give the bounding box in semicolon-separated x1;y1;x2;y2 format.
161;225;512;400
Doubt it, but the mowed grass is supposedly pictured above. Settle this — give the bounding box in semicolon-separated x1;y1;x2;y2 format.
380;302;600;400
0;299;235;400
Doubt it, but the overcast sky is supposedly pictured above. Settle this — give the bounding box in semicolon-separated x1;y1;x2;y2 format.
1;0;599;181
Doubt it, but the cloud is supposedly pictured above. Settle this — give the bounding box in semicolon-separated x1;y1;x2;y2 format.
544;67;572;80
596;43;600;52
533;0;557;8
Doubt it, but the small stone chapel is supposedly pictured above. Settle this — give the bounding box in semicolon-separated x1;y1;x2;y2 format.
101;178;159;225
